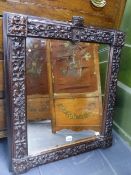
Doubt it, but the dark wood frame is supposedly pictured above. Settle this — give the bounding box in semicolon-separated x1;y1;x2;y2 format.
3;12;125;174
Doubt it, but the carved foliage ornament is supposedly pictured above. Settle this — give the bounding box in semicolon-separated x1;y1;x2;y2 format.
3;12;125;174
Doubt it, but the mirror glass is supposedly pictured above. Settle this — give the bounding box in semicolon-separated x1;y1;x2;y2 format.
26;38;109;154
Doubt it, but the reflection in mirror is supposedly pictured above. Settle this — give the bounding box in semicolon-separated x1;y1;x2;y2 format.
26;38;109;154
99;44;109;97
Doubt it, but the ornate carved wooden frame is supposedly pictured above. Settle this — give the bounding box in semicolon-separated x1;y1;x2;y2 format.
3;12;125;174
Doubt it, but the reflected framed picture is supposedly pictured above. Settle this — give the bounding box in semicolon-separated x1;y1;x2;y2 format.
3;12;124;174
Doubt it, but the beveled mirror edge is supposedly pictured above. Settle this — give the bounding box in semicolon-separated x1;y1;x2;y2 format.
3;12;125;174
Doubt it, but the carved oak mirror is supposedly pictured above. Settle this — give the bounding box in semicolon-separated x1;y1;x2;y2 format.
3;12;124;174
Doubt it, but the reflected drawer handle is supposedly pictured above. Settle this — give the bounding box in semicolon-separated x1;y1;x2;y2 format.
90;0;106;8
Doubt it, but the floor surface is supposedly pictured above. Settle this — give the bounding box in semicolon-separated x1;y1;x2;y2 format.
28;121;95;154
0;131;131;175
